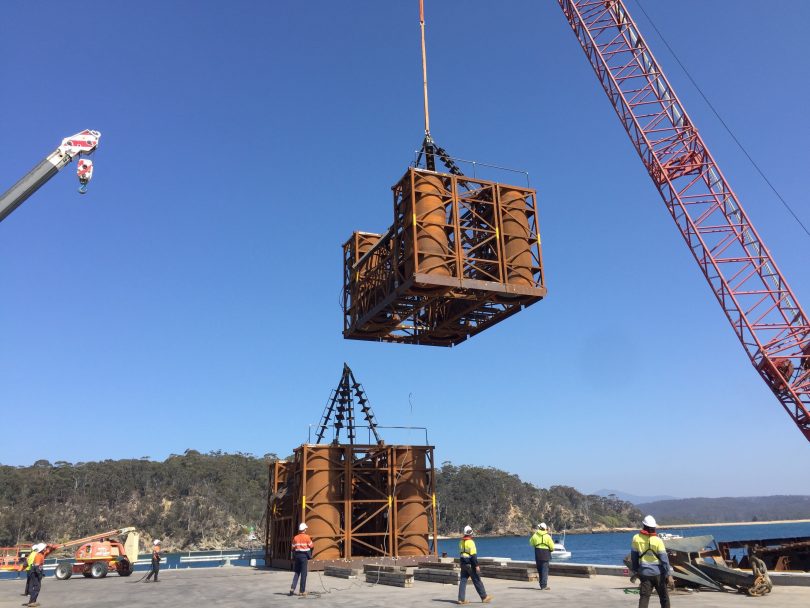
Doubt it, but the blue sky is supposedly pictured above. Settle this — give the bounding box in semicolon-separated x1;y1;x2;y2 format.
1;1;808;498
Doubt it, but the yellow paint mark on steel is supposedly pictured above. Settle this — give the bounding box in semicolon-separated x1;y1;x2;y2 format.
495;227;499;239
432;493;436;507
412;212;417;226
388;495;393;509
302;496;306;514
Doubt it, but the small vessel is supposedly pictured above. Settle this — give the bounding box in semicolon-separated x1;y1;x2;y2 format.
551;531;572;560
659;531;684;541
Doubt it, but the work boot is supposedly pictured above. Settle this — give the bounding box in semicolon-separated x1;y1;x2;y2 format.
542;586;551;591
298;591;307;597
28;604;40;607
482;596;493;603
289;589;295;596
456;601;470;605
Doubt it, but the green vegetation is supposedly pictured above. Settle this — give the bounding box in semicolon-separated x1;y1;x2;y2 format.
0;450;275;550
435;463;641;534
1;452;640;549
636;496;810;524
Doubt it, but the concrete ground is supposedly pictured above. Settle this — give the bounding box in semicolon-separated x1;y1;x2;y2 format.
1;567;808;608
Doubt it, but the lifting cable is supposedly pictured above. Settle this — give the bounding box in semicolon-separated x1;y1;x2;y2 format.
416;0;463;176
631;0;810;240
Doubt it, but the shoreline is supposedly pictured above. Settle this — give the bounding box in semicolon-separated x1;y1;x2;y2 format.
573;518;810;534
434;519;810;539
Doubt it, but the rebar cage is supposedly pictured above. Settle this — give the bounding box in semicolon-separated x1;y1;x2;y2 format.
343;167;546;346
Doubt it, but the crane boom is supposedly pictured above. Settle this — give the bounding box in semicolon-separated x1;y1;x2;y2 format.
556;0;810;441
0;129;101;223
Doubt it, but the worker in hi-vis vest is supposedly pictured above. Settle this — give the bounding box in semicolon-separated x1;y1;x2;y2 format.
630;515;674;608
456;526;493;605
20;545;38;598
26;542;47;607
289;522;313;597
144;539;162;582
21;544;41;600
529;522;555;590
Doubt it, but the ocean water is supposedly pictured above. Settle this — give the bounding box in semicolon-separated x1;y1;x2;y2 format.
436;521;810;566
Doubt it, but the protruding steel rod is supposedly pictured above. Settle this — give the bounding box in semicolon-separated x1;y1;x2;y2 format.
419;0;431;136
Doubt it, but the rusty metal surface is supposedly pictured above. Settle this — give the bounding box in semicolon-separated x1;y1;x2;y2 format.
266;443;438;564
343;167;546;346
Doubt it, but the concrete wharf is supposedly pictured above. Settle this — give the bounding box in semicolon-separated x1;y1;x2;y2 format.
2;566;810;607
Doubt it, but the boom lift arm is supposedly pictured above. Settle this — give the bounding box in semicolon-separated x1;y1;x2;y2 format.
42;526;136;557
0;129;101;223
555;0;810;440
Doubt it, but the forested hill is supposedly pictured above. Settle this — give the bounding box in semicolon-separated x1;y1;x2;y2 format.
0;452;640;550
435;463;641;535
637;495;810;524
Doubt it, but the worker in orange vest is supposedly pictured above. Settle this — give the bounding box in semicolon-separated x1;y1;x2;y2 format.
24;543;47;607
289;523;313;597
144;539;162;582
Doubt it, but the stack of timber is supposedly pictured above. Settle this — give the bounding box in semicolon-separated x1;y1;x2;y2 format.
324;565;362;579
477;562;539;582
549;563;595;578
415;560;461;584
364;564;415;588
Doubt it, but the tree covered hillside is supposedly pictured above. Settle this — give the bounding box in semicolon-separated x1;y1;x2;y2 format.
435;463;641;534
0;452;641;549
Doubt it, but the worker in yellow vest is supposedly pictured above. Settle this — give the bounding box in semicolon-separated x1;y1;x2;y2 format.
630;515;674;608
529;522;555;590
456;526;493;605
20;545;39;598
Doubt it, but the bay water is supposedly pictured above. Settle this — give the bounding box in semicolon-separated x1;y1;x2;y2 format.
437;521;810;566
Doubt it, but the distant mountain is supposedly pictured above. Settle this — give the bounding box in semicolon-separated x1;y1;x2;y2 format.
636;495;810;524
593;489;678;505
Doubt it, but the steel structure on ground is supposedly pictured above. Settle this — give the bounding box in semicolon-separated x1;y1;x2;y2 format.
557;0;810;440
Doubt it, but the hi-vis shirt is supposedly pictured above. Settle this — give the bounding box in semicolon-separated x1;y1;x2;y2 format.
292;533;313;554
631;532;672;577
458;536;479;566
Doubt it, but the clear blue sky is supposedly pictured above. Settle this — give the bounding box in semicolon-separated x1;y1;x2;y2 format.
1;1;808;499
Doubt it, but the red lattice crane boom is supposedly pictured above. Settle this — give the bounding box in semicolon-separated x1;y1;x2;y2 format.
557;0;810;441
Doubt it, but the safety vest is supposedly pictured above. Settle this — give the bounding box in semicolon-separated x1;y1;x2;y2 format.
25;551;37;571
292;533;313;553
632;533;665;565
459;536;477;558
529;530;554;551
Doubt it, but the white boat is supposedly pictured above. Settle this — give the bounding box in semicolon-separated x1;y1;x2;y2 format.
551;531;572;560
659;532;683;541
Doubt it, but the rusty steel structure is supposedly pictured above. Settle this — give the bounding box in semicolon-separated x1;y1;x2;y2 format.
266;444;437;569
343;167;546;346
265;365;438;569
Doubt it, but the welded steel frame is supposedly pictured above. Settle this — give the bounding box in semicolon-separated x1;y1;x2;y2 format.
558;0;810;440
266;443;438;569
343;168;547;346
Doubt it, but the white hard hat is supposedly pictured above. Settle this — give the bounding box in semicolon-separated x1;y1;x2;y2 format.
299;523;308;531
537;522;548;530
153;539;161;546
33;543;46;552
463;525;473;535
642;515;657;528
